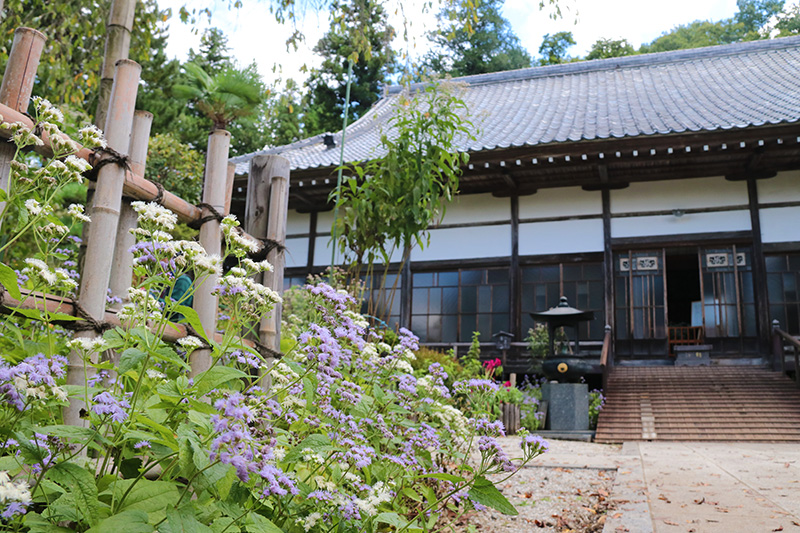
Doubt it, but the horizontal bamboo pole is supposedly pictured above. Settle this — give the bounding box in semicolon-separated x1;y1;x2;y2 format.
0;289;255;348
0;101;265;234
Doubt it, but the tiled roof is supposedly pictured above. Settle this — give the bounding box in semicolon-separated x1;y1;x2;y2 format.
231;36;800;175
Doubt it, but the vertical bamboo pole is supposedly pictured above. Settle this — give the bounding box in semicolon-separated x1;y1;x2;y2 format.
95;0;137;130
224;162;236;216
259;157;291;360
65;60;141;427
109;110;153;308
0;28;46;230
190;129;232;378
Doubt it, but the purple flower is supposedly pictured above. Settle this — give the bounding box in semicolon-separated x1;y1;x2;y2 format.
91;391;131;423
1;501;27;519
133;440;151;450
520;434;549;454
453;379;499;394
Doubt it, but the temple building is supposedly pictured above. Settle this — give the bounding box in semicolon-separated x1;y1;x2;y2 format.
231;35;800;373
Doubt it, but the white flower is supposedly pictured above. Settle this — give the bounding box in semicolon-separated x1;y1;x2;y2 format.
67;204;91;223
0;471;32;506
273;447;286;462
229;267;247;277
193;253;223;275
24;199;42;216
52;386;68;402
269;361;299;385
403;349;417;361
64;155;91;173
146;369;166;380
302;512;322;532
131;201;177;230
78;124;106;149
68;337;108;353
23;258;57;286
355;481;393;515
242;258;273;273
395;359;414;374
177;336;204;351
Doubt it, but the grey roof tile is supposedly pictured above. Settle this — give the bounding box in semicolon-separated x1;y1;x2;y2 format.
231;36;800;174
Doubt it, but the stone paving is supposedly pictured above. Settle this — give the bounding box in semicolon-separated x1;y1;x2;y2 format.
603;442;800;533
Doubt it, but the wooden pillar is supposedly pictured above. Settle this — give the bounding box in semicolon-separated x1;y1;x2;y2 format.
748;177;772;357
191;129;232;378
95;0;136;130
66;60;140;426
400;245;412;330
509;194;520;338
307;211;317;272
602;187;614;348
109;110;152;307
0;28;46;228
254;156;291;357
224;162;236;216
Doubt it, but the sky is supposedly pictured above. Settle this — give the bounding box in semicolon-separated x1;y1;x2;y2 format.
158;0;740;87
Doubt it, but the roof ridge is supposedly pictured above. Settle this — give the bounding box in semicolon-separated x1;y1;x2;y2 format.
229;133;334;163
387;35;800;95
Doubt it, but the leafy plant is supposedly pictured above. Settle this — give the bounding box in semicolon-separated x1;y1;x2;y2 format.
589;389;605;430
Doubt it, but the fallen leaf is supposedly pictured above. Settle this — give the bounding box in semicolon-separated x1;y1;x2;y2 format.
792;521;800;527
659;494;672;503
773;527;783;532
693;497;705;505
533;519;545;527
663;519;680;526
599;488;610;497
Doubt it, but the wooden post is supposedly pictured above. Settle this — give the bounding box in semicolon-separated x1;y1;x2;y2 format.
224;162;236;215
0;28;46;229
95;0;136;130
245;155;290;360
109;110;153;307
190;129;232;378
65;60;141;427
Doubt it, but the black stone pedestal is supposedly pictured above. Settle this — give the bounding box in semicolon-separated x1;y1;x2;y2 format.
542;382;589;431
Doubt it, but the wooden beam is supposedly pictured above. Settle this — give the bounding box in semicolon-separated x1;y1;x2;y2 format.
747;178;772;361
510;195;520;339
602;187;614;355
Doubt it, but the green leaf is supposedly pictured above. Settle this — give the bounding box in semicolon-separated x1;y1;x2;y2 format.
152;345;190;370
418;472;465;483
86;510;152;533
47;462;101;526
161;505;214;533
0;455;21;473
192;366;247;396
175;305;210;344
0;261;22;300
401;487;422;503
244;512;283;533
110;478;180;514
40;425;105;449
284;434;333;463
23;512;74;532
375;512;407;528
468;476;518;516
119;348;147;375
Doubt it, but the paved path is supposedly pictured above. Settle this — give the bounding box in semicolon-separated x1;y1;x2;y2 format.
605;442;800;533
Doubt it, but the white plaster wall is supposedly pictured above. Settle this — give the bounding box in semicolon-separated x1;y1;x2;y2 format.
611;210;751;238
611;177;748;213
519;187;602;219
410;225;511;261
760;206;800;243
438;193;510;225
519;218;604;255
316;210;335;234
285;210;310;236
312;236;405;267
284;237;309;268
757;171;800;204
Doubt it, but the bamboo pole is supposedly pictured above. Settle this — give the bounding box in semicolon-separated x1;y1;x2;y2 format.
0;288;256;348
258;156;291;358
109;110;153;307
95;0;136;131
224;162;236;216
190;129;232;378
65;59;141;427
0;28;46;230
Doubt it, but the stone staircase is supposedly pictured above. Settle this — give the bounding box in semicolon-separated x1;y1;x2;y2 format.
595;365;800;443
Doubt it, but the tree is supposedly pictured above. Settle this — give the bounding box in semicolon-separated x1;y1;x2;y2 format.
421;0;532;77
586;38;636;60
538;31;575;65
771;2;800;35
173;62;266;131
264;79;305;146
735;0;785;34
144;133;205;203
304;0;397;136
0;0;166;121
639;20;743;53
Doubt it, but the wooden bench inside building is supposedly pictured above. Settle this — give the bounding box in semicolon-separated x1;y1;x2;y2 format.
668;326;704;357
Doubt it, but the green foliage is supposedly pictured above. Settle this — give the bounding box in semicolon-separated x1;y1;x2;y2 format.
519;379;544;432
304;0;397;136
462;331;484;379
773;3;800;35
586;38;636;60
411;347;465;385
421;0;531;78
538;31;576;65
735;0;785;34
589;389;605;429
144;133;205;204
335;81;474;268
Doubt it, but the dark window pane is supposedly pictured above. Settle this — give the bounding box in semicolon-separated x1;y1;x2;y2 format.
443;287;459;314
521;267;537;283
427;315;442;343
492;286;509;313
764;255;784;272
584;263;603;281
547;283;559;307
439;271;459;286
442;315;458;342
460;315;476;341
461;270;483;285
461;286;477;313
412;288;428;315
539;265;559;282
789;255;800;272
413;272;434;287
488;269;508;284
784;273;797;302
429;289;442;314
477;314;492;339
562;284;577;307
478;286;491;313
493;313;509;334
411;315;427;342
563;264;582;281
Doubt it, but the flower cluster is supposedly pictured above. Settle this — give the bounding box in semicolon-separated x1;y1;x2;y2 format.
0;471;31;519
0;353;68;411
